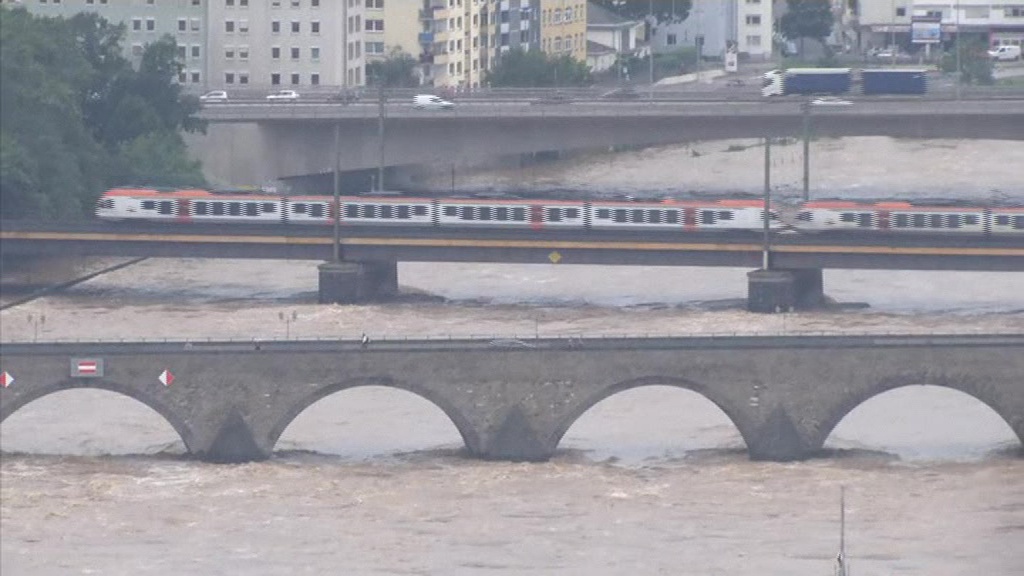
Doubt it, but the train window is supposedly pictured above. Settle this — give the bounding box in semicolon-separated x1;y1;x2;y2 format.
547;208;561;222
479;207;492;220
345;204;358;218
195;202;208;216
631;209;645;223
294;203;307;214
965;215;978;225
718;211;734;220
1015;216;1024;230
947;215;961;228
700;210;717;225
229;203;242;216
364;205;377;219
913;214;926;228
513;207;526;221
565;208;579;219
496;207;509;221
460;207;474;220
857;213;872;227
666;210;679;224
213;202;225;216
142;201;156;210
443;206;457;217
380;205;393;219
596;209;610;219
996;215;1010;226
158;201;174;215
397;205;410;219
413;205;427;216
245;203;258;216
648;210;662;224
894;214;909;227
614;209;627;223
796;211;813;222
310;204;324;218
262;203;276;213
929;214;943;228
840;213;855;223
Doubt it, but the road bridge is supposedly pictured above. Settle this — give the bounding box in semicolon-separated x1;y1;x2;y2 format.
1;335;1021;463
190;99;1024;186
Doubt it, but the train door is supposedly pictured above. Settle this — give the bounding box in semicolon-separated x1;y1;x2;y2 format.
530;204;544;230
682;207;698;232
877;210;890;231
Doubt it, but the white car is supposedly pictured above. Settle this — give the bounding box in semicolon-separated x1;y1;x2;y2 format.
988;45;1022;61
266;89;300;102
413;94;455;110
811;97;853;107
199;90;228;103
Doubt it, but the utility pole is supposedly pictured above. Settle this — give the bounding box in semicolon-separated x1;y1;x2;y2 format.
955;2;962;100
762;137;771;271
802;100;811;201
890;0;898;66
648;0;655;99
332;123;341;262
377;79;386;192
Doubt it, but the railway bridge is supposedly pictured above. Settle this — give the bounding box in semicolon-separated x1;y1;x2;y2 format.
1;335;1021;463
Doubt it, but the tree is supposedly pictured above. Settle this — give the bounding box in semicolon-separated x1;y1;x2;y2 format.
941;39;994;85
366;48;420;88
779;0;834;55
592;0;691;24
486;49;591;88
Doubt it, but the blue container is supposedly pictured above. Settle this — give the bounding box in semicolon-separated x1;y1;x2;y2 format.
861;69;928;95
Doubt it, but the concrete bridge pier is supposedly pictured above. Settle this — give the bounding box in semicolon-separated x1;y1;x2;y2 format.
317;261;399;304
747;268;825;313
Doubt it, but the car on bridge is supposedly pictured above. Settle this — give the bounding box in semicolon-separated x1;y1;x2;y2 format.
266;89;300;102
199;90;229;103
413;94;455;110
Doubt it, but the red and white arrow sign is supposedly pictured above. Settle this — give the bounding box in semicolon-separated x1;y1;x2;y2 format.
0;371;13;388
77;361;98;374
159;369;174;387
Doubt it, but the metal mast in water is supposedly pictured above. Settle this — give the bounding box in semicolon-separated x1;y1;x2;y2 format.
834;486;850;576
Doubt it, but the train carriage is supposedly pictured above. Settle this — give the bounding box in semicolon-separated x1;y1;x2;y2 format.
990;207;1024;236
588;199;780;232
796;201;989;235
434;198;587;230
95;188;284;224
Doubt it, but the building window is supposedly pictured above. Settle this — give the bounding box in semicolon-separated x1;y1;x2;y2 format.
225;47;235;59
191;45;200;58
745;15;761;25
896;7;906;17
271;73;281;85
146;18;155;31
667;33;677;45
746;35;761;47
239;72;249;84
290;73;300;85
311;73;319;85
365;0;382;7
178;18;187;31
227;0;234;5
311;0;319;6
239;46;249;60
132;18;142;31
365;19;383;31
291;47;300;59
238;19;248;33
1006;7;1024;18
292;0;300;7
191;71;200;83
272;46;281;59
291;21;300;33
177;45;187;59
272;21;280;33
311;21;320;34
190;18;201;31
225;20;234;33
311;46;320;60
225;72;235;84
240;0;248;5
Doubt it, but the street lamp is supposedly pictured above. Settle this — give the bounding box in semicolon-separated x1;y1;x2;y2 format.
648;0;655;100
955;1;962;100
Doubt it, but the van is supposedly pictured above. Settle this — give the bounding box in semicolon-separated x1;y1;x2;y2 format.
413;94;455;110
988;45;1022;61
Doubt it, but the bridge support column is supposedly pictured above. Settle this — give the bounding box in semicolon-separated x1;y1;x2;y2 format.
747;268;825;313
318;261;399;304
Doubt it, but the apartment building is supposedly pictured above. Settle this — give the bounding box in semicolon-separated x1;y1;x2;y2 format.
856;0;1024;50
418;0;492;89
207;0;365;90
363;0;420;64
538;0;586;60
652;0;773;61
8;0;209;86
494;0;538;59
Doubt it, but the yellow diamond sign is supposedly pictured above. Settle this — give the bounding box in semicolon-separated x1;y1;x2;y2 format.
548;251;562;264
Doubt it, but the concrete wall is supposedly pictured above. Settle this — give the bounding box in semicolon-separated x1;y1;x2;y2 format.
2;336;1021;463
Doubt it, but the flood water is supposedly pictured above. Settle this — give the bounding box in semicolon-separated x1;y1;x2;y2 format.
2;138;1023;575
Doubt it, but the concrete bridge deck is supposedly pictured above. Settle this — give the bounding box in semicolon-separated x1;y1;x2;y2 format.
2;334;1021;463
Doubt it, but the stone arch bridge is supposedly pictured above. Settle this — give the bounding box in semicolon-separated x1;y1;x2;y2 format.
1;335;1021;463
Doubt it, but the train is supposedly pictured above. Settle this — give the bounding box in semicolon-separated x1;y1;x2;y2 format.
94;188;1024;237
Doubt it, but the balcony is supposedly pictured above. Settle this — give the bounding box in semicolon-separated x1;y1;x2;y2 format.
418;32;435;44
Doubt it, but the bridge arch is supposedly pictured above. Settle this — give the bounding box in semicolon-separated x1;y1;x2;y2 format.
268;376;481;455
549;376;752;456
0;379;197;454
811;372;1024;453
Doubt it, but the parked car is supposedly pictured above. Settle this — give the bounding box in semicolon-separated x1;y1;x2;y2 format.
266;89;300;102
199;90;228;103
412;94;455;110
988;45;1022;61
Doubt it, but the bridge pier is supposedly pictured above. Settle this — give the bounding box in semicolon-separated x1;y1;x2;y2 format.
317;261;398;304
747;268;825;313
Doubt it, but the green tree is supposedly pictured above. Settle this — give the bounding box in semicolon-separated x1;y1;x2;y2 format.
941;39;994;85
780;0;834;55
366;48;420;88
487;49;592;87
591;0;691;24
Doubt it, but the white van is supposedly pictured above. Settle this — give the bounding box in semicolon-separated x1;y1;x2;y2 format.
413;94;455;110
988;45;1022;61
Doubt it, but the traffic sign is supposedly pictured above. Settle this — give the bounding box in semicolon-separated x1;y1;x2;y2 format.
71;358;103;378
159;369;174;387
0;371;13;388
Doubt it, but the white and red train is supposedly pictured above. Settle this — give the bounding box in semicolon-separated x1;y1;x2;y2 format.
95;188;1024;236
